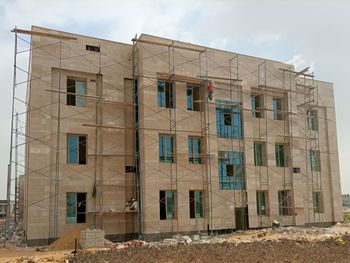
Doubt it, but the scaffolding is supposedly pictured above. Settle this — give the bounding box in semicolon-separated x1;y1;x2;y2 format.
5;26;328;245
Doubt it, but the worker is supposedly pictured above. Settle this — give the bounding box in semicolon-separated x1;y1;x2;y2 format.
130;197;138;211
208;81;214;101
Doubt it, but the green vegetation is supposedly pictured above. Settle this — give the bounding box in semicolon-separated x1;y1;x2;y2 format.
344;212;350;222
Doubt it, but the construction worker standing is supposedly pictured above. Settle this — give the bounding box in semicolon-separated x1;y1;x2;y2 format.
208;81;214;101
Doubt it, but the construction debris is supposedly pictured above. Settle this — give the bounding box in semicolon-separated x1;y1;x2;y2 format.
48;229;81;251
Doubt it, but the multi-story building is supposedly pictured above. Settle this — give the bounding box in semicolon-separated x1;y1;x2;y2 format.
18;26;342;246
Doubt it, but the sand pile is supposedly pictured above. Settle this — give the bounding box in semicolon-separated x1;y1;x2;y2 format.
48;228;81;251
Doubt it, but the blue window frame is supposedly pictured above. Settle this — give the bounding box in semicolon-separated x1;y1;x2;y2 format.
218;151;244;190
216;99;242;139
158;80;174;108
159;135;175;163
67;134;87;164
188;137;201;164
251;94;263;118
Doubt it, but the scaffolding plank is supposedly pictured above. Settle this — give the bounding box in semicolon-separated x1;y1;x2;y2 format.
12;28;77;40
135;38;205;52
157;72;205;85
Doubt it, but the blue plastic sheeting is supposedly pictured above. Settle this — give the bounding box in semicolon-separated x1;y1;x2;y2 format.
158;81;165;107
218;151;244;190
187;86;193;110
66;193;77;223
68;135;78;164
76;80;86;107
215;99;242;139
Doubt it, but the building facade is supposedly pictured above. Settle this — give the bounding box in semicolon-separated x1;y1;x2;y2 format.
22;26;342;246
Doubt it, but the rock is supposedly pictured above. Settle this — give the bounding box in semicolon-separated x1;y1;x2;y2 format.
163;239;178;246
192;235;200;241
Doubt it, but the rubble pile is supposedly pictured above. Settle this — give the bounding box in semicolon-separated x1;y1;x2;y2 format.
9;220;25;246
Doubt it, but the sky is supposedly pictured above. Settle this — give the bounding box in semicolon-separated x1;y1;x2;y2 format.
0;0;349;199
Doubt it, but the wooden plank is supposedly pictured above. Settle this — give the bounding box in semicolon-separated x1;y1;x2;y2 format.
136;38;205;53
295;67;310;77
198;75;242;82
12;28;77;40
45;89;105;99
279;67;314;77
157;72;205;85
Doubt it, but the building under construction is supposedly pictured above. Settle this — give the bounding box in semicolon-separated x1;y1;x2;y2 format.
7;26;343;246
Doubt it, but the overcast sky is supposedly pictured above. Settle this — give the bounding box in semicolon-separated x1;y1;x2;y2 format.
0;0;349;199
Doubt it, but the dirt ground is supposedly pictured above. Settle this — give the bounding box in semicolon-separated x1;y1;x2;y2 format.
0;224;349;263
71;236;350;263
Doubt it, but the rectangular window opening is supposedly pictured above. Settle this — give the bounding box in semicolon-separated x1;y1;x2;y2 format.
256;191;268;216
313;192;324;213
159;135;175;163
254;142;266;166
218;151;244;190
188;137;202;164
307;110;318;131
67;78;86;107
216;100;242;139
278;190;293;216
189;190;203;219
272;97;284;120
66;193;86;224
68;134;87;165
251;94;264;118
275;144;288;167
160;191;175;220
158;81;174;109
86;45;100;52
187;86;201;111
310;150;321;172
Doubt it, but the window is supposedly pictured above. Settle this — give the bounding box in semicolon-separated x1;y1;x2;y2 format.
272;97;283;120
158;80;174;108
160;191;175;220
275;144;288;167
224;111;232;126
67;135;87;164
256;191;268;216
187;86;201;111
307;110;318;131
216;100;242;138
66;193;86;223
226;164;234;177
86;45;100;52
218;151;244;190
254;142;266;166
67;78;86;107
310;150;321;172
278;190;293;216
189;191;203;219
313;192;324;213
188;137;201;164
251;94;264;118
159;135;175;163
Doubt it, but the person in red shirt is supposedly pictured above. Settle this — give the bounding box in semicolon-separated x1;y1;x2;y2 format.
208;81;214;101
